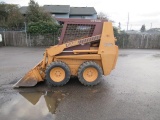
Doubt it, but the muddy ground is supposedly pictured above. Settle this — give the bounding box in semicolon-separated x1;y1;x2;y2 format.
0;47;160;120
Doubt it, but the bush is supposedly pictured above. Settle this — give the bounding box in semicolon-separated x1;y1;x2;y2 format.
27;21;61;34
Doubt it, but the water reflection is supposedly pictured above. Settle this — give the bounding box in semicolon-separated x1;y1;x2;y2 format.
0;91;66;120
19;91;65;114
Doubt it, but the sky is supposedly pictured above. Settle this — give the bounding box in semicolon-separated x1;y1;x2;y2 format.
1;0;160;30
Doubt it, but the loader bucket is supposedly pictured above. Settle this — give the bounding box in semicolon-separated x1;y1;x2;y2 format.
13;68;43;88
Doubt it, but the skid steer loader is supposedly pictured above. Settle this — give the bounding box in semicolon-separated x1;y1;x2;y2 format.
14;18;118;87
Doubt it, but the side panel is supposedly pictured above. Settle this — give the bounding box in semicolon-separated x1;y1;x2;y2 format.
98;22;118;75
100;46;118;75
113;45;119;69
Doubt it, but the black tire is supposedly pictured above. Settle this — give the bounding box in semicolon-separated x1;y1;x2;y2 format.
45;61;71;86
78;61;103;86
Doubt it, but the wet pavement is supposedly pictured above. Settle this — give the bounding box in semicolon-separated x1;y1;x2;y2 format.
0;47;160;120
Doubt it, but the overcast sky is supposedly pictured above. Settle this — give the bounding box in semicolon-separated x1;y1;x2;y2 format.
1;0;160;30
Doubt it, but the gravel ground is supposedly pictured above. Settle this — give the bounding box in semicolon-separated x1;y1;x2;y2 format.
0;47;160;120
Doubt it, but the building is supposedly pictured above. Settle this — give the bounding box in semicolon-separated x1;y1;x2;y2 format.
69;7;97;19
19;5;97;19
43;5;70;18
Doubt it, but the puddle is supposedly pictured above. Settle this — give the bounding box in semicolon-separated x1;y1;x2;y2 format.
119;54;128;57
153;54;160;58
0;91;67;120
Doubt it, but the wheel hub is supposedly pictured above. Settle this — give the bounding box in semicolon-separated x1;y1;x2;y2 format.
83;67;98;82
50;67;65;82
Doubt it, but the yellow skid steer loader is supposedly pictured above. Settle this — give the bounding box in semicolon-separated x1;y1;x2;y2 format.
14;18;118;87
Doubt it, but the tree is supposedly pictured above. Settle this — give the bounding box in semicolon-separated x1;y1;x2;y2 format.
97;12;108;20
0;2;24;30
7;6;24;30
0;2;7;29
0;2;7;22
26;0;52;23
140;24;146;32
26;0;59;34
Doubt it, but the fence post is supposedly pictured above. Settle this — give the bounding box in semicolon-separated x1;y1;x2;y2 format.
29;34;31;47
145;35;149;48
3;31;6;46
123;39;124;48
25;32;28;47
13;32;15;46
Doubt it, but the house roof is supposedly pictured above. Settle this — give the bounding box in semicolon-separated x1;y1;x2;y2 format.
70;7;97;15
19;5;97;15
19;5;70;14
43;5;70;13
19;6;28;14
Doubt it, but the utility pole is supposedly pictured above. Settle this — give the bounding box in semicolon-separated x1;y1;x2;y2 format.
127;13;129;31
